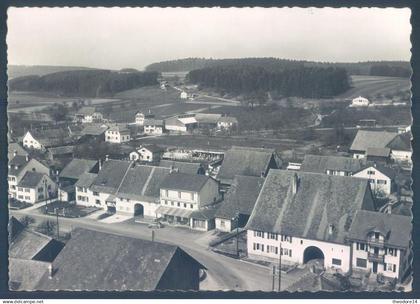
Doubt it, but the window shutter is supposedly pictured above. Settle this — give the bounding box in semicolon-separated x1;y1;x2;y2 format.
393;264;396;272
261;244;264;252
356;243;360;250
289;250;292;257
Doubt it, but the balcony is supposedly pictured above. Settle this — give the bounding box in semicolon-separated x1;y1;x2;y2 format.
367;238;385;248
368;252;385;263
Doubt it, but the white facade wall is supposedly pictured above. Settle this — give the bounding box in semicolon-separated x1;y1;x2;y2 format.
160;189;199;210
22;132;43;150
135;113;145;125
139;148;154;162
247;230;352;272
353;153;365;159
129;151;140;161
215;218;233;232
351;97;370;107
165;124;187;133
353;167;392;196
391;150;412;163
115;197;159;217
144;125;163;135
16;177;57;204
105;130;131;143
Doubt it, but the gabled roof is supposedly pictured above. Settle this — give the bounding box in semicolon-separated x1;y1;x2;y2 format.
107;124;130;133
348;210;411;249
116;166;170;201
218;116;238;124
35;228;204;291
81;124;108;136
77;107;96;115
27;129;74;147
164;117;185;127
48;145;75;155
17;171;47;188
350;130;398;152
160;172;211;192
90;160;132;194
59;159;98;180
366;147;391;158
387;132;412;152
215;175;264;219
158;160;202;175
217;146;277;183
9;226;54;260
246;170;373;244
355;164;397;179
141;144;165;153
8;142;28;160
144;119;164;126
195;113;222;124
8;155;30;176
9;258;51;291
9;216;25;241
75;172;97;188
300;154;362;174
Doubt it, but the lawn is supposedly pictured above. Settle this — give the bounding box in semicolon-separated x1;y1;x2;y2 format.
9;198;32;210
42;201;99;218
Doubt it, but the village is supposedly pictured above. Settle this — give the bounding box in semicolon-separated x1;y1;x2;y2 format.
7;77;413;292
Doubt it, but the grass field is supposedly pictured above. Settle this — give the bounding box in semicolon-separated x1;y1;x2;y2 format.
338;75;410;99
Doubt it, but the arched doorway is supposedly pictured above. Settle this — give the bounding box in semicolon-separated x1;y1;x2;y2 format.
303;246;324;264
134;203;144;217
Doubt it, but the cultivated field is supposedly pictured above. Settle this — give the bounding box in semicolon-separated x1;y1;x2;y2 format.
338;75;411;99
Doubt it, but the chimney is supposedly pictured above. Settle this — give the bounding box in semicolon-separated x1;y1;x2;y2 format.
98;159;102;171
260;171;265;178
13;150;17;157
328;224;334;235
105;155;109;161
292;173;299;194
25;155;29;162
48;264;53;279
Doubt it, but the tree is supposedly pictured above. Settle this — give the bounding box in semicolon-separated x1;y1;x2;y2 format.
19;215;35;228
50;103;69;124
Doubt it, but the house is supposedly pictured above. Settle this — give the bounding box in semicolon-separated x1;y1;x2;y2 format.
157;173;221;231
16;171;57;204
158;160;204;175
215;175;264;232
180;91;189;99
9;217;64;262
144;119;164;135
217;146;281;188
59;158;99;185
74;107;103;123
22;129;74;151
350;130;412;164
347;210;412;282
46;145;75;161
217;116;239;130
135;110;155;126
350;96;370;107
300;154;362;176
79;123;109;140
8;155;50;199
35;228;205;291
115;165;170;217
8;142;28;161
129;145;165;162
353;164;396;196
195;113;222;129
165;115;197;133
105;124;131;143
76;160;132;211
365;147;391;164
246;170;375;273
9;258;51;291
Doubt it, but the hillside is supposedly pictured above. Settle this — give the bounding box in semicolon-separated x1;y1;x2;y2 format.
7;65;98;79
8;69;159;98
146;57;411;77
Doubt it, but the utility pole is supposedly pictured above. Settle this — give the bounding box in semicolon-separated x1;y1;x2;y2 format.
272;265;276;291
55;207;59;240
44;179;48;214
278;242;282;292
152;230;155;242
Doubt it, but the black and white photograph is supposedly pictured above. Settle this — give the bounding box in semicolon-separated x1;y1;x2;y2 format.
5;7;413;293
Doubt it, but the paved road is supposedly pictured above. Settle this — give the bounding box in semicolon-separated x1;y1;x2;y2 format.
10;208;296;291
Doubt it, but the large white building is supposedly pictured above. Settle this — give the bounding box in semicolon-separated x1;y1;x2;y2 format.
143;119;164;135
350;96;370;107
16;172;57;204
129;145;164;163
353;164;395;197
74;107;103;123
105;125;131;143
246;170;375;274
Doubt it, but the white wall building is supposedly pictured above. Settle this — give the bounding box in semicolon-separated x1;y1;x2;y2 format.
350;96;370;107
143;119;164;135
353;165;395;196
105;125;131;143
16;172;57;204
22;131;44;150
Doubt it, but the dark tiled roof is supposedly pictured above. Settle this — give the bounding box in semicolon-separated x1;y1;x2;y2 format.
144;119;164;126
356;163;397;179
59;159;98;180
9;216;25;241
350;130;397;152
75;172;97;188
141;144;165;153
81;124;108;136
165;117;184;127
348;210;411;249
9;228;53;260
300;154;362;174
9;258;50;291
387;132;412;152
77;107;96;115
8;143;28;160
48;146;75;155
191;204;220;220
91;160;132;194
159;160;201;175
217;116;238;124
246;170;373;244
160;172;211;192
8;155;29;176
17;171;46;188
218;146;277;183
117;166;170;201
366;147;391;157
35;228;203;291
29;129;74;147
195;113;222;124
215;175;264;219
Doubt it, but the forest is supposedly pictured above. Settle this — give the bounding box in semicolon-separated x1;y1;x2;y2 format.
187;64;351;98
8;69;159;97
369;64;412;78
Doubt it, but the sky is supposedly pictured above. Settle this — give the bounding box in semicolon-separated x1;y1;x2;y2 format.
7;7;411;70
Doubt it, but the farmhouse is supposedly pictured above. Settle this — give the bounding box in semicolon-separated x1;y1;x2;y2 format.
217;146;281;188
135;110;155;126
300;154;362;176
105;124;131;143
115;165;170;217
59;158;99;185
215;175;264;232
180;91;189;99
46;145;75;161
195;113;222;129
80;123;109;140
165;115;197;133
246;170;375;273
157;173;221;231
129;144;165;162
8;142;28;161
74;107;103;123
16;171;57;204
350;130;412;164
74;172;98;207
8;155;50;199
350;96;370;107
217;116;239;130
144;119;164;135
353;164;396;196
347;210;411;282
22;129;74;151
158;160;204;175
35;228;205;291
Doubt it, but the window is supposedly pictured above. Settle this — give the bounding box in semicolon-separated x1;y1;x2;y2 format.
93;191;99;196
18;195;23;199
268;233;278;240
357;242;367;251
220;220;225;228
171;201;174;206
267;245;278;254
253;243;264;251
47;185;52;190
18;187;23;192
356;258;367;268
24;188;30;193
377;180;387;185
177;202;180;207
332;258;342;266
25;196;30;200
190;204;194;209
95;199;100;205
184;203;187;208
77;187;83;192
367;170;376;175
38;187;43;192
387;248;398;257
386;263;396;272
178;191;181;198
254;231;264;238
281;235;292;243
